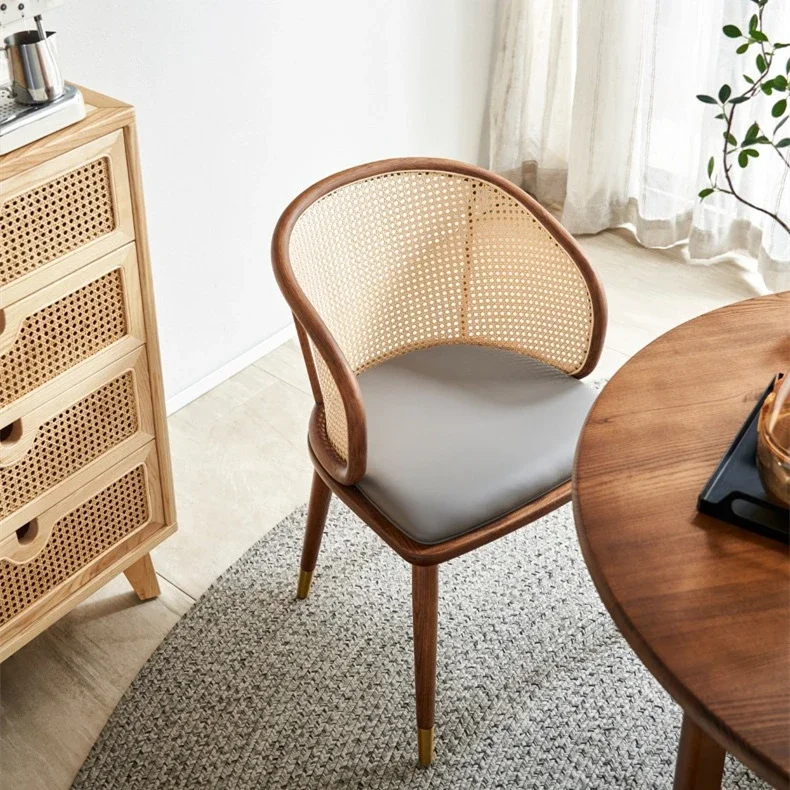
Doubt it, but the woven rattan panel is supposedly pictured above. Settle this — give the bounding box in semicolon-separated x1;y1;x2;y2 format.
310;346;350;459
0;158;116;288
465;183;593;371
0;269;128;409
0;465;149;626
288;170;594;459
0;373;139;519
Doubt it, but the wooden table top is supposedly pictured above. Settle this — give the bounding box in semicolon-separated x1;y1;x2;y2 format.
573;292;790;788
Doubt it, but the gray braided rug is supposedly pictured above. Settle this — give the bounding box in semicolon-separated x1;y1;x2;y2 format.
73;501;767;790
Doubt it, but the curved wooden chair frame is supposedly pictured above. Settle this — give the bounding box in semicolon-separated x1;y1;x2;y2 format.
271;157;607;766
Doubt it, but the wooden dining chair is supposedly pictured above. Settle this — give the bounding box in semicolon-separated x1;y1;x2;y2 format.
271;158;607;766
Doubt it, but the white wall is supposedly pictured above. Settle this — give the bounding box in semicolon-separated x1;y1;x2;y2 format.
49;1;499;408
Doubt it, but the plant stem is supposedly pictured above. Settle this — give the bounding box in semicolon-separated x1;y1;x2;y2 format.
769;142;790;168
717;6;789;236
721;108;790;234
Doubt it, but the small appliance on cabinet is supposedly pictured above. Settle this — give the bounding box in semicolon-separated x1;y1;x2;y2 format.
0;0;87;155
0;80;177;659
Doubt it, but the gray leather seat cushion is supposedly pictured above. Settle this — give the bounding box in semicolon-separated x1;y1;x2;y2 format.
356;345;597;545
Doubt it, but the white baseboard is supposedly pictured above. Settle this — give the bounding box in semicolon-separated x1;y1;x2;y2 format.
165;323;296;416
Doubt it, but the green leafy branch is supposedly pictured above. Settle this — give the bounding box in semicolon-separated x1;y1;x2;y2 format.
697;0;789;237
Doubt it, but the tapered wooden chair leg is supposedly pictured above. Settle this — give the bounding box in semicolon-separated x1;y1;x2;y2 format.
297;471;332;599
412;563;439;767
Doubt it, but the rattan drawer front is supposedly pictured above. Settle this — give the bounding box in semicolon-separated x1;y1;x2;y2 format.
0;130;135;305
0;244;145;420
0;347;155;539
0;443;164;631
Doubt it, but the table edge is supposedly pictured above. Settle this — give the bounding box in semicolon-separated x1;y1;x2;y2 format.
572;294;790;788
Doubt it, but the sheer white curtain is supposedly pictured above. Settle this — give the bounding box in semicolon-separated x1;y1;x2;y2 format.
489;0;790;291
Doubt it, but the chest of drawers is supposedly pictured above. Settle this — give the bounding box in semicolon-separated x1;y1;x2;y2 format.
0;87;177;661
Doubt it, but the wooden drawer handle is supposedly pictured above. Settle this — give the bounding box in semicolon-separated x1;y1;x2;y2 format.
0;417;37;467
0;308;19;357
0;518;53;564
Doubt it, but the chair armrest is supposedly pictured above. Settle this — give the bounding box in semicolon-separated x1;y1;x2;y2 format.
272;205;367;486
296;320;367;485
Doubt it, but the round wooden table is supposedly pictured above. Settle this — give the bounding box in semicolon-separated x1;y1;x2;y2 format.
573;293;790;790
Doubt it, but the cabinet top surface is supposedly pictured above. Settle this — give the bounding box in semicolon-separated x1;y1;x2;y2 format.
0;86;134;181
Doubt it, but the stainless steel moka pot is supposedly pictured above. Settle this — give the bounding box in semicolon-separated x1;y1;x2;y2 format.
2;15;64;104
0;2;85;154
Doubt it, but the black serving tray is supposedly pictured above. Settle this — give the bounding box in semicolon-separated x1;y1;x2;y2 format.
698;378;789;544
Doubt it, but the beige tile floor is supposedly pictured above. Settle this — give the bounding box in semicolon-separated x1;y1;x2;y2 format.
0;230;765;789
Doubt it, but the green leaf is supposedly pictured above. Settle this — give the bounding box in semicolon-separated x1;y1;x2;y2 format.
774;43;790;49
762;84;773;95
736;42;749;54
744;148;759;158
749;14;758;31
738;150;749;167
772;99;788;117
743;122;760;144
775;116;789;133
715;113;726;119
757;53;767;72
726;132;738;146
697;94;718;104
698;188;715;198
729;96;749;104
723;24;742;38
755;136;771;144
744;74;754;84
718;84;732;102
751;31;768;43
772;75;788;90
776;138;790;148
786;56;790;74
707;156;714;177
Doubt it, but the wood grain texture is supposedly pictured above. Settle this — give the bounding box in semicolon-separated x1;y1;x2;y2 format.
298;471;332;576
0;87;133;182
573;292;790;789
122;122;178;527
123;553;161;601
412;562;439;760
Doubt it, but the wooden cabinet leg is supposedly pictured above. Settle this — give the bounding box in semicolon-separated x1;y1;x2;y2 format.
123;553;161;601
297;471;332;599
673;712;726;790
412;563;439;767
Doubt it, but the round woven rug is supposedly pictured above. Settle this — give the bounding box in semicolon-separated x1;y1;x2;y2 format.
73;501;767;790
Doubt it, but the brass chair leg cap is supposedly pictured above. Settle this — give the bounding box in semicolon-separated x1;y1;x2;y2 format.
417;727;435;767
296;569;313;599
